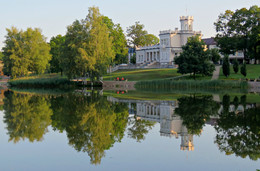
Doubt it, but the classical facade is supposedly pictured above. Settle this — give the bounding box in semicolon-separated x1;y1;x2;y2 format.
136;16;202;66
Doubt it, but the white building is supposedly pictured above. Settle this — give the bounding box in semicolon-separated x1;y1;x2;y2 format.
136;16;202;66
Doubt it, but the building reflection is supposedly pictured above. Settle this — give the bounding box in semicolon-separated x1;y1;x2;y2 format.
108;97;195;151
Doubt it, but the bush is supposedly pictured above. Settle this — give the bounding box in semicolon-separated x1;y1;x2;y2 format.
240;63;247;77
233;59;239;73
222;55;230;77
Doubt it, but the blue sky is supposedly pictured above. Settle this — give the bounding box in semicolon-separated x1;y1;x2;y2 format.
0;0;259;49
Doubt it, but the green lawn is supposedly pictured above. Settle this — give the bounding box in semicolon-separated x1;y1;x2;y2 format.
219;64;260;80
103;68;181;81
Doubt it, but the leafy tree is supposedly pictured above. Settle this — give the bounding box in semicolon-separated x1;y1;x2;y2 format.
214;6;260;63
63;7;114;79
174;36;215;79
49;35;65;75
130;53;136;64
143;34;159;46
126;21;147;48
208;48;221;63
222;55;230;77
2;27;51;78
3;91;52;143
102;16;128;64
175;95;220;135
240;62;247;77
233;59;239;73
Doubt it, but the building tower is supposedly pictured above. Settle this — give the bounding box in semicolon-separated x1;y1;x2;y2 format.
180;16;194;31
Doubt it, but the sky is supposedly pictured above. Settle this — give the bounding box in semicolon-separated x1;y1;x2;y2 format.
0;0;259;49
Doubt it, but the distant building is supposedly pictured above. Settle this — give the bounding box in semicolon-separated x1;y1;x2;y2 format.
202;37;244;63
136;16;202;66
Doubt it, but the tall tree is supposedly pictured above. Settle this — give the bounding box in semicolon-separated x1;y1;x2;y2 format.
143;34;159;46
2;27;51;78
0;51;3;61
63;7;114;79
174;36;215;79
222;55;230;77
233;59;239;74
49;35;65;75
126;22;148;48
102;16;128;64
214;6;260;63
208;48;221;63
240;62;247;77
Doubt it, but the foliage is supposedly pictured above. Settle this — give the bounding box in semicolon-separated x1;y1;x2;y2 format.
102;16;128;64
240;62;247;77
128;117;155;142
63;7;114;79
174;36;215;79
3;91;52;143
215;100;260;160
233;59;239;73
222;55;230;77
130;53;136;64
49;35;65;74
175;95;220;135
0;51;3;61
51;92;129;164
136;79;248;90
219;64;260;80
2;27;51;78
126;22;159;48
208;48;221;63
214;6;260;62
143;34;159;45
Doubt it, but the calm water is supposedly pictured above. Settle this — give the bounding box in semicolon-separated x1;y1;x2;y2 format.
0;89;259;171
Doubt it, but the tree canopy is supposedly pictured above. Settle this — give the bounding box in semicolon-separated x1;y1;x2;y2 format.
63;7;114;79
214;5;260;62
127;22;159;48
174;36;215;79
2;27;51;78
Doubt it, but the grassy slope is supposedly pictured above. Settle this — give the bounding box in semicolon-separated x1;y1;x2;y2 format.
219;64;260;80
103;68;181;81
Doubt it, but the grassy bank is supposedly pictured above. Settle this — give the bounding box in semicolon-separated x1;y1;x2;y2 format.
135;79;248;91
9;74;76;89
103;68;181;81
219;64;260;80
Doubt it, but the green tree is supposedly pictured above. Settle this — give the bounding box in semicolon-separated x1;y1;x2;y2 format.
126;22;148;48
102;16;128;64
143;34;159;46
63;7;114;79
2;27;51;78
49;35;65;75
222;55;230;77
174;36;215;79
233;59;239;73
208;48;221;63
214;6;260;63
240;62;247;77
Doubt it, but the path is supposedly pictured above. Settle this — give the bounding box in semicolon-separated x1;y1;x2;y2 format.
211;66;221;80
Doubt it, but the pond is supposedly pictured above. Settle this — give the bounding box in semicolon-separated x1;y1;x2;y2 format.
0;89;259;170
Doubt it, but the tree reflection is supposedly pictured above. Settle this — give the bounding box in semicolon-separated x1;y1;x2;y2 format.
3;91;52;143
51;92;129;165
127;118;155;142
215;95;260;161
175;95;220;135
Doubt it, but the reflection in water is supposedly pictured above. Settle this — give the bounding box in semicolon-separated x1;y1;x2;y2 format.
215;94;260;161
1;90;260;164
4;91;52;143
